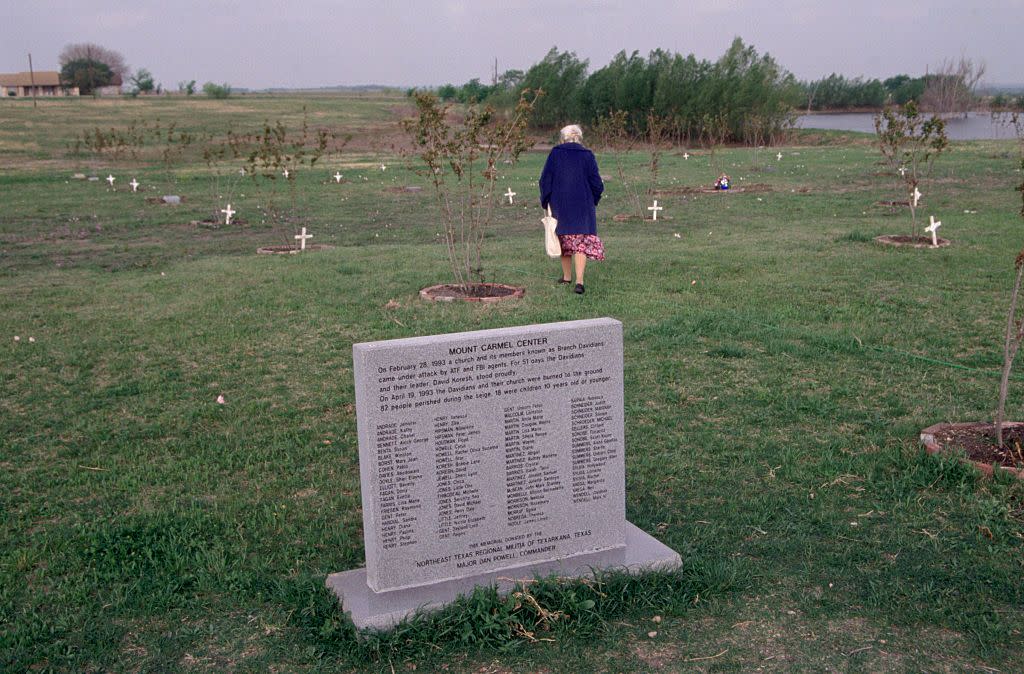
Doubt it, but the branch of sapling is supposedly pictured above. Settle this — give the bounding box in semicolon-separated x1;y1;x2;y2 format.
402;89;538;287
996;252;1024;446
595;110;641;217
994;121;1024;446
875;102;948;239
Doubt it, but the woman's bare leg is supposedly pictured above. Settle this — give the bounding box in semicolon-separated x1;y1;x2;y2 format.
573;253;586;285
560;255;572;282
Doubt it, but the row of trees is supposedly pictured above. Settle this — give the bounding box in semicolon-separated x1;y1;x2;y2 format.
435;39;799;143
797;58;988;114
436;71;523;105
437;43;1001;139
56;43;229;98
991;93;1024;110
801;74;924;110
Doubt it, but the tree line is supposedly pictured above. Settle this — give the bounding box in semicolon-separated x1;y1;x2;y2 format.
431;38;798;144
56;42;230;98
430;42;1013;142
801;74;923;110
801;58;993;114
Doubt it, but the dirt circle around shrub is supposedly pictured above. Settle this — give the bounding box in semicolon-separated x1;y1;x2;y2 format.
256;244;334;255
192;219;248;229
613;214;672;222
874;234;950;248
146;196;185;205
920;421;1024;479
419;283;525;303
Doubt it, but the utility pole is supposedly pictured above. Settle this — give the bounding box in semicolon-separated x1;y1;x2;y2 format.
87;44;95;97
28;52;37;108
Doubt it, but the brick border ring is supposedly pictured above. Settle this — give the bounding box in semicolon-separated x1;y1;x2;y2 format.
419;283;525;303
920;421;1024;479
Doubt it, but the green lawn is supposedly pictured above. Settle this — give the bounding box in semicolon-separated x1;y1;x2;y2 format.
1;94;1023;672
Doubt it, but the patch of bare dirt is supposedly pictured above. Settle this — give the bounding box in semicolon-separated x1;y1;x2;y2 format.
420;283;524;302
191;219;249;228
2;224;104;245
630;641;682;669
924;422;1024;475
612;213;673;222
256;244;333;255
874;234;950;248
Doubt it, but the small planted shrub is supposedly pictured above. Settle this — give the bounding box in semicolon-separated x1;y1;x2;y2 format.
874;101;948;240
994;114;1024;446
403;89;540;289
593;110;642;217
245;111;331;248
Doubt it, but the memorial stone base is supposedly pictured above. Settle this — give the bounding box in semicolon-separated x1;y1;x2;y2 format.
327;522;681;630
331;318;683;630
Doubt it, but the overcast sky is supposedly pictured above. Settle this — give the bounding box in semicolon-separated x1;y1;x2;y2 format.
5;1;1023;89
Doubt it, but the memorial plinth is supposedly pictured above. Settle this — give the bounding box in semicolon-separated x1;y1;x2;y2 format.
327;318;681;629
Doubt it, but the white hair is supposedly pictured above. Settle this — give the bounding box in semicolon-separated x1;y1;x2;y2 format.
559;124;583;144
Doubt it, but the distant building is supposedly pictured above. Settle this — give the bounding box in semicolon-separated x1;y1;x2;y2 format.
94;74;123;96
0;71;79;97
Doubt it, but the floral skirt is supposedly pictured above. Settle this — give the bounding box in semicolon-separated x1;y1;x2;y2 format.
558;234;605;260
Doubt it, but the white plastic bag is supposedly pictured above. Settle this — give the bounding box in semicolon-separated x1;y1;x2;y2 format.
542;206;560;258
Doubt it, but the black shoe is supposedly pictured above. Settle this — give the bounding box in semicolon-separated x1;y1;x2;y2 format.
557;277;572;284
574;283;585;294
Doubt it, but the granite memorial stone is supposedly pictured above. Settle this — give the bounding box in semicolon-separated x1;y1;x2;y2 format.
327;318;681;629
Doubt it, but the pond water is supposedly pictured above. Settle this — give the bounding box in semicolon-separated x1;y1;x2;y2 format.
796;112;1020;141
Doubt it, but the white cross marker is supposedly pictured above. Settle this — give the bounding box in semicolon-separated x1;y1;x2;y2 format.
221;204;236;225
282;169;290;179
776;152;783;161
380;164;387;172
898;166;907;177
925;215;942;246
912;187;922;208
239;168;246;176
129;178;140;192
106;174;115;187
648;200;664;221
334;171;343;183
683;152;690;160
294;227;313;250
504;187;516;204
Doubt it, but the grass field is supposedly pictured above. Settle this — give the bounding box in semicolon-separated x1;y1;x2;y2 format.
2;93;1023;672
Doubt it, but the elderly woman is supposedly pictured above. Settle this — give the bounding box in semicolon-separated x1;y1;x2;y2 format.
539;124;605;295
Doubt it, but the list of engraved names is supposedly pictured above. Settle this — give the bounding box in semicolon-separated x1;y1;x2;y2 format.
355;321;625;590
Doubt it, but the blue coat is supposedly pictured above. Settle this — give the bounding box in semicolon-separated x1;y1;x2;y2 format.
538;143;604;235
